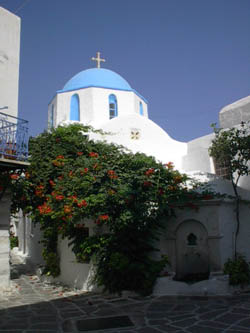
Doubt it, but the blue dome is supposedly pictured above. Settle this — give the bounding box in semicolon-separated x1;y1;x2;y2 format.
61;68;132;92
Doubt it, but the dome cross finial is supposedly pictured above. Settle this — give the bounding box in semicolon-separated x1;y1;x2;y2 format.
91;51;106;68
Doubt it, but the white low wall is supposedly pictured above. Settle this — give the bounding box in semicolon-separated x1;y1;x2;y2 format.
57;236;98;291
153;274;230;296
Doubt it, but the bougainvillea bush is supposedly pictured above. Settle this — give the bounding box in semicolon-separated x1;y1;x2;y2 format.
10;124;212;295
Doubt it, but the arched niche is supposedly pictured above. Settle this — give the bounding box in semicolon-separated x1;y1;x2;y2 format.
175;219;209;281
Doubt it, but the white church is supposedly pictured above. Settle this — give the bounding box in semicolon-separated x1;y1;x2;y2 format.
2;6;249;294
19;52;245;294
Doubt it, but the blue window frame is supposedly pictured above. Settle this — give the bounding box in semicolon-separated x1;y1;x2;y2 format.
109;94;118;119
139;102;144;116
70;94;80;121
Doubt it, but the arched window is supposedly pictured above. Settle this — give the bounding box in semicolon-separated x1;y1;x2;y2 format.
139;102;144;116
70;94;80;121
109;94;118;119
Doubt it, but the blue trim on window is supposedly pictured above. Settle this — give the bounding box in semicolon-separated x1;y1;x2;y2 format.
70;94;80;121
109;94;118;119
139;102;144;116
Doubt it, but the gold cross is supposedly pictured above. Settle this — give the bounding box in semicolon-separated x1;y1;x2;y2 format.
91;52;105;68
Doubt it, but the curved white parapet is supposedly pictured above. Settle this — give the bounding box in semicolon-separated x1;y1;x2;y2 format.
90;114;187;170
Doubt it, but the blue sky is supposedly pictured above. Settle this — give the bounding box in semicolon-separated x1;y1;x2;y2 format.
1;0;250;142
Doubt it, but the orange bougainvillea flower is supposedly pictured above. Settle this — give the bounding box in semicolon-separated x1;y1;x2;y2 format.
143;181;152;187
77;151;83;156
165;162;174;169
99;214;109;221
69;195;78;203
69;171;73;177
58;175;63;180
64;205;72;214
38;203;52;214
56;155;64;159
84;168;88;173
10;174;19;180
145;168;154;176
25;172;30;179
107;170;118;179
56;195;64;201
35;184;44;197
35;190;43;197
49;180;56;186
77;199;87;208
89;152;98;158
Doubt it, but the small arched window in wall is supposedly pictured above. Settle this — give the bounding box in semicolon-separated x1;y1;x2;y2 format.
70;94;80;121
187;233;197;246
109;94;118;119
139;101;144;116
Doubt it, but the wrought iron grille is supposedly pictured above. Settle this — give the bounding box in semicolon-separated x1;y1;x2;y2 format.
0;111;29;161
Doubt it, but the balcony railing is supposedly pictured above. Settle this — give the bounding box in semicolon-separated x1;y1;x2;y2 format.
0;111;29;161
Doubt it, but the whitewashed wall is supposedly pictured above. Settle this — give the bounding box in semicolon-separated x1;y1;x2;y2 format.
0;7;20;118
49;87;148;129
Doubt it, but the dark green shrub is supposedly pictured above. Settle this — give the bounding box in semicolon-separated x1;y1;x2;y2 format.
224;255;250;287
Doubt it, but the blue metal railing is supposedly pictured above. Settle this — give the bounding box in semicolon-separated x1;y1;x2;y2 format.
0;111;29;161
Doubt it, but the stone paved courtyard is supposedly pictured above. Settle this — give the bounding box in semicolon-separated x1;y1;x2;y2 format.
0;253;250;332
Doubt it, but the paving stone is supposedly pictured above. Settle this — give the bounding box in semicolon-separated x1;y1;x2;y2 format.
236;318;250;328
232;307;250;314
0;331;24;333
197;320;228;329
171;318;197;328
229;326;250;332
29;323;59;329
167;313;195;321
199;309;228;320
188;326;222;333
148;319;169;325
135;328;163;333
216;313;247;324
155;325;181;332
147;311;167;319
